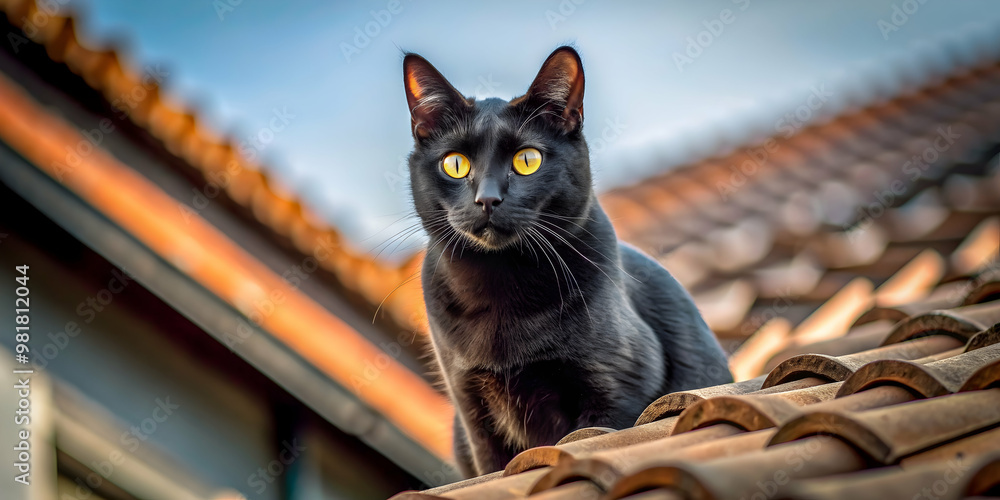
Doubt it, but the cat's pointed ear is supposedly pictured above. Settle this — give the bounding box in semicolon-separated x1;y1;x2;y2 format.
403;54;469;141
513;46;585;134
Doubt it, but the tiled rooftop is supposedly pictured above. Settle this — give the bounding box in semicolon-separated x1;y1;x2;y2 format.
0;0;428;332
385;22;1000;500
5;0;996;347
4;0;998;494
600;58;1000;343
391;273;1000;499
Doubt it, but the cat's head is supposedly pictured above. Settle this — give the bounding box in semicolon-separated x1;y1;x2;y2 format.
403;46;592;252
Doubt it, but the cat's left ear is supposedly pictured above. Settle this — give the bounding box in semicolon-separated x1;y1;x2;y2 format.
403;54;469;141
513;46;585;134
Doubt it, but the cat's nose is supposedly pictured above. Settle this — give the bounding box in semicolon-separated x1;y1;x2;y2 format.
476;194;503;217
475;178;504;217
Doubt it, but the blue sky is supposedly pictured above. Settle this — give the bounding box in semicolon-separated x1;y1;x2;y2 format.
67;0;1000;254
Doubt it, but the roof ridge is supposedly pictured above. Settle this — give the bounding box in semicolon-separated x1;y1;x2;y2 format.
0;0;427;330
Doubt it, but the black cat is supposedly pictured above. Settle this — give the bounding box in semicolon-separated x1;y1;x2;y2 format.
402;46;732;477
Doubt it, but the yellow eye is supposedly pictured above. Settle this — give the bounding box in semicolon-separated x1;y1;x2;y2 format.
441;152;471;179
512;148;542;175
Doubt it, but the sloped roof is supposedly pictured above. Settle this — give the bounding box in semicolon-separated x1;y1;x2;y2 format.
0;0;428;333
5;1;999;493
384;25;1000;499
601;56;1000;339
0;0;454;471
4;0;996;347
391;267;1000;499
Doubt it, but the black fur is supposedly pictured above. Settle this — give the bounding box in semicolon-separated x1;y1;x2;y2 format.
402;47;732;477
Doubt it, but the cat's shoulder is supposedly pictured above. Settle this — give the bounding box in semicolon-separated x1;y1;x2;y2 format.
616;240;692;300
617;240;667;277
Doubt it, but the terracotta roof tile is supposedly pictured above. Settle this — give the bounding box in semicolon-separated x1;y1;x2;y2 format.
394;286;1000;498
0;0;434;332
761;334;963;388
788;451;1000;500
0;47;456;459
9;1;998;491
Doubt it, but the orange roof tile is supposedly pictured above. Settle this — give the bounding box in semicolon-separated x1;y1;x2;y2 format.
0;71;454;460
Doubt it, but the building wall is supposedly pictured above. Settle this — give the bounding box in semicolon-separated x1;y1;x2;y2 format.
0;179;419;499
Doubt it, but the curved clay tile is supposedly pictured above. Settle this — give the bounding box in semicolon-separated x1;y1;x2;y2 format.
634;376;767;425
555;427;616;445
964;267;1000;305
605;434;865;500
527;374;927;497
950;216;1000;276
788;450;1000;500
959;357;1000;391
763;319;895;374
769;389;1000;465
391;468;546;500
763;334;963;388
901;427;1000;469
873;248;946;307
503;417;679;476
670;381;838;434
527;425;744;497
966;324;1000;351
729;319;793;382
877;304;997;345
525;426;769;499
506;380;810;478
790;277;875;345
620;385;914;497
853;280;969;327
836;342;1000;397
526;457;621;495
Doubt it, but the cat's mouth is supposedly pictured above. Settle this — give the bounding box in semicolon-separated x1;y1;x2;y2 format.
463;220;518;251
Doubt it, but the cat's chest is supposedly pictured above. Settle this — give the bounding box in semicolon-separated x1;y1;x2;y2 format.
462;360;591;448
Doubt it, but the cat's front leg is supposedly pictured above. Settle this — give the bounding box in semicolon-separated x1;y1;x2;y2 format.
452;389;517;475
452;413;476;478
